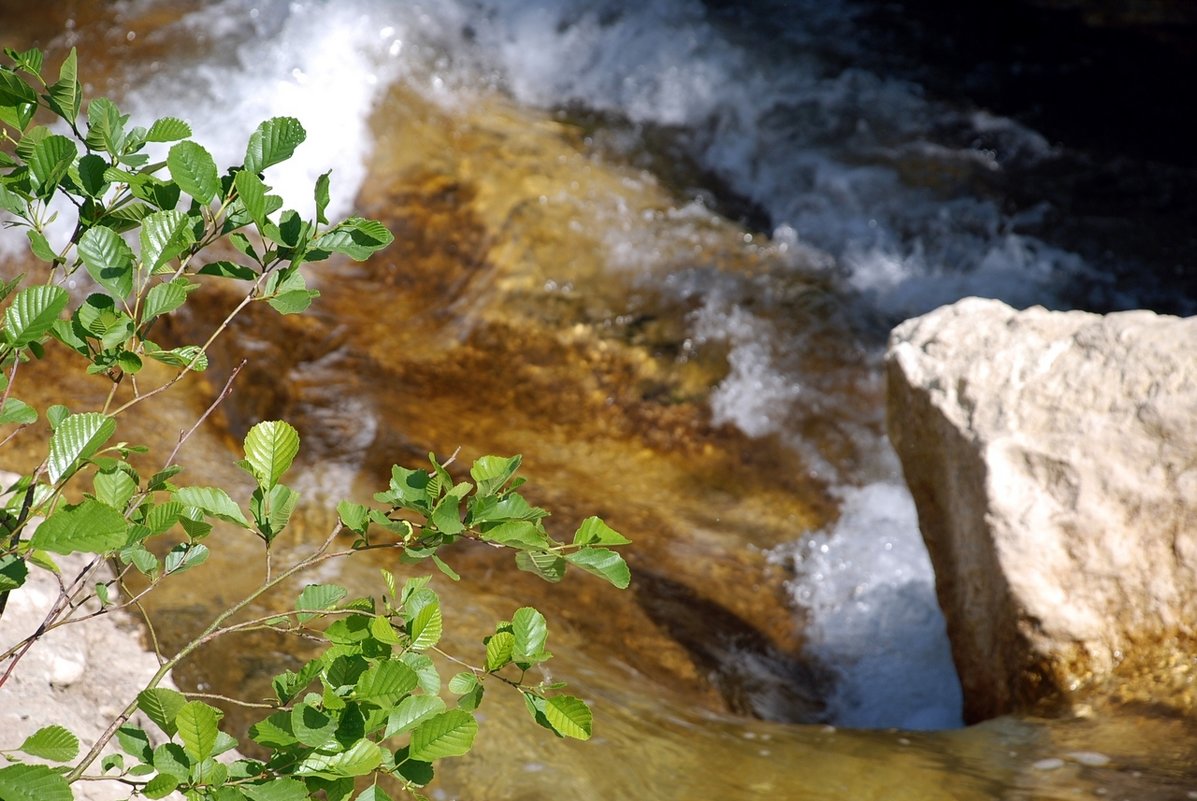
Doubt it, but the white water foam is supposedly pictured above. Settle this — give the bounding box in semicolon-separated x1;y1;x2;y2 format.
771;479;963;730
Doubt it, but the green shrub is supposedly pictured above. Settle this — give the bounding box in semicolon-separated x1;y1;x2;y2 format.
0;46;629;801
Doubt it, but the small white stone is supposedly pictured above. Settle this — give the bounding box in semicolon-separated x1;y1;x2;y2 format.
1066;751;1111;767
1032;758;1065;771
50;653;86;687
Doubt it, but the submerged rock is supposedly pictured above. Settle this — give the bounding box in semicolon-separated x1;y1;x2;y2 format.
886;297;1197;721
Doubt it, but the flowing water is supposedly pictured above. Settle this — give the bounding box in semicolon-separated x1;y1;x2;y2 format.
2;1;1196;798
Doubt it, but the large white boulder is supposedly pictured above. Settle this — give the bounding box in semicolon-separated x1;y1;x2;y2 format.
886;298;1197;721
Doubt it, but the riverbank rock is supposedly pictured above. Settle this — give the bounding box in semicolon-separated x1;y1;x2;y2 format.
886;298;1197;722
0;473;183;801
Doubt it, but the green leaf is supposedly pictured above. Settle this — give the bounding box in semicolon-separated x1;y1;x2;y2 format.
164;542;209;573
30;499;127;554
431;553;460;582
408;710;477;761
93;467;138;510
249;711;297;749
336;501;369;534
512;607;548;663
198;260;256;280
146;116;192;142
26;229;56;262
0;554;28;592
244;117;306;175
544;695;593;740
565;546;631;589
176;701;222;762
234;169;268;226
447;672;478;695
140;209;195;272
485;630;515;672
572;516;632;546
312;217;394;261
85;97;128;155
0;764;72;801
243;420;300;491
76;153;110;196
251;483;298;542
45;48;81;123
26;134;76;198
142;278;197;322
314;170;331;225
18;724;79;762
469;454;521;496
297;739;382;779
168;141;220;204
514;549;567;583
78;225;135;299
144;343;209;372
151;742;191;780
47;411;116;483
0;397;37;425
115;724;152;761
290;703;337;749
400;653;441;695
481;520;550;550
175;485;250;527
295;583;347;623
354;786;395;801
143;773;180;800
354;659;418;704
383;696;445;739
138;687;188;736
241;779;310;801
4;284;68;347
408;601;442;651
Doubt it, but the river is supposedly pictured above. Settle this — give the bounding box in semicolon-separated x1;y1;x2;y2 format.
1;0;1195;798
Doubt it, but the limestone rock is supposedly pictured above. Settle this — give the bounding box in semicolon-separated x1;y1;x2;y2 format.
886;298;1197;721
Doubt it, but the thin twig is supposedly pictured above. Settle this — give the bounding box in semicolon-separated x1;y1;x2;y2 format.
162;359;247;470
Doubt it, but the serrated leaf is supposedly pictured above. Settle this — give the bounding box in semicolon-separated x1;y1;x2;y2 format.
565;547;631;589
176;701;221;761
46;411;116;483
514;549;567;583
297;739;382;779
447;672;478;695
0;397;37;425
314;170;331;225
164;542;209;573
78;225;134;299
45;48;80;124
312;217;393;261
142;277;196;321
138;687;188;736
485;630;515;672
93;467;138;509
249;711;298;749
354;659;419;705
544;695;593;740
76;153;109;196
30;499;127;554
85;97;128;155
369;615;402;644
146;116;192;142
234;169;267;226
512;607;548;662
408;710;477;761
400;653;440;695
354;785;395;801
243;420;300;491
175;485;250;528
26;134;75;199
144;343;208;372
295;583;347;623
26;229;56;262
469;454;521;496
4;284;68;347
0;763;72;801
244;116;306;175
290;703;337;749
383;695;445;739
572;516;632;546
140;209;194;272
241;778;310;801
336;501;369;534
408;601;442;651
481;520;550;550
151;742;190;780
198;260;256;280
19;724;79;762
168;141;219;204
115;724;152;761
143;773;180;800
